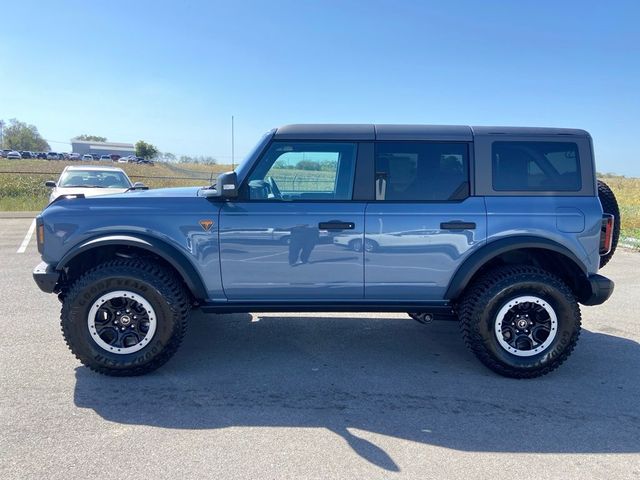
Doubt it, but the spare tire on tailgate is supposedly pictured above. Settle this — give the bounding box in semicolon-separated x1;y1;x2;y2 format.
597;179;620;268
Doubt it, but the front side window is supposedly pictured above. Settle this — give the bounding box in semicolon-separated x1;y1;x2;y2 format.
247;142;357;201
374;142;469;201
492;141;581;191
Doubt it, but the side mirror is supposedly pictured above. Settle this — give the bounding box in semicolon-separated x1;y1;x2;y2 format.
131;181;149;190
202;171;238;199
45;180;56;188
218;171;238;198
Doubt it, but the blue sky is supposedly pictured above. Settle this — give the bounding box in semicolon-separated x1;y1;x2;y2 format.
1;1;639;175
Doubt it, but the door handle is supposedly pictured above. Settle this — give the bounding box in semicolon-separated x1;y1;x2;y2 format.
440;221;476;230
319;221;355;230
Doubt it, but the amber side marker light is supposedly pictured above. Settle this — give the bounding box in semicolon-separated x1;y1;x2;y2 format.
37;223;45;253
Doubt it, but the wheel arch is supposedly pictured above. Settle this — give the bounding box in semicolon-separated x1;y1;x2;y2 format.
445;236;590;302
57;234;208;301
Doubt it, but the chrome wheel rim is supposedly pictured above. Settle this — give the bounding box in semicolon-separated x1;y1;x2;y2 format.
87;290;157;355
494;295;558;357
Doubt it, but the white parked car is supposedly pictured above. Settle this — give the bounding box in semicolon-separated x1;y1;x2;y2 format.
45;165;146;203
333;229;472;254
82;154;94;161
6;150;22;159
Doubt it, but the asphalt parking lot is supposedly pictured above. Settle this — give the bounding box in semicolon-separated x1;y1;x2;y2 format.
1;216;638;480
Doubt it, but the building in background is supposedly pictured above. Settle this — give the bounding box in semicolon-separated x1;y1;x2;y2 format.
71;140;135;158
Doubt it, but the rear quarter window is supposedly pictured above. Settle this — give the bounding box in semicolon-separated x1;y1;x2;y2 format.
492;141;581;191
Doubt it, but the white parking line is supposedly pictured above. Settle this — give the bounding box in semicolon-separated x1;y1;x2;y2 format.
17;219;36;254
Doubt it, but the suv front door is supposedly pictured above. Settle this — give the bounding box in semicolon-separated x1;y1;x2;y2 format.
219;141;365;300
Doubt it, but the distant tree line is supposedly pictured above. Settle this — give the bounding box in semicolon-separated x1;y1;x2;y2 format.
0;119;50;151
157;152;217;164
275;159;337;171
73;134;107;142
1;118;218;164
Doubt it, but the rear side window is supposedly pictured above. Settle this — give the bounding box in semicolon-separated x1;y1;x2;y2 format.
374;142;469;201
492;141;581;191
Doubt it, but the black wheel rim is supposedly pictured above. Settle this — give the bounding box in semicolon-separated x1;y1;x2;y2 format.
88;290;157;354
494;295;558;357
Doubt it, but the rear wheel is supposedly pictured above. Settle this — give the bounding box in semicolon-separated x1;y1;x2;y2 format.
60;259;190;376
459;265;581;378
597;179;620;268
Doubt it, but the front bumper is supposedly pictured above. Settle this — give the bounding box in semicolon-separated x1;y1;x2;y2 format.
581;274;614;306
33;261;60;293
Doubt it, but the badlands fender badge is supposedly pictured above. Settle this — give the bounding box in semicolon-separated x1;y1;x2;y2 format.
199;219;214;232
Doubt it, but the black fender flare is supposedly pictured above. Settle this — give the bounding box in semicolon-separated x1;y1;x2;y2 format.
444;235;588;300
57;234;208;301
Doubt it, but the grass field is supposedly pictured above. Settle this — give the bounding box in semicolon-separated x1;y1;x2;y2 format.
598;175;640;241
0;160;638;241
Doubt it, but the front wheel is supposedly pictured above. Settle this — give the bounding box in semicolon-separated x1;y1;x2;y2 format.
60;259;190;376
458;265;581;378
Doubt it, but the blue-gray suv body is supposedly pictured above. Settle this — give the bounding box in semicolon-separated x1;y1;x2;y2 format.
33;124;617;378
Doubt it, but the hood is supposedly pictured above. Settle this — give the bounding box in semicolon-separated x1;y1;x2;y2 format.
50;187;129;202
44;186;209;212
98;186;205;199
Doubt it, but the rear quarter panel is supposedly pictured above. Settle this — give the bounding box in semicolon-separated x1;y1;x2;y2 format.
485;196;602;274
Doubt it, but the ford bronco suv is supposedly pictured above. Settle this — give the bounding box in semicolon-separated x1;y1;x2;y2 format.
33;124;619;378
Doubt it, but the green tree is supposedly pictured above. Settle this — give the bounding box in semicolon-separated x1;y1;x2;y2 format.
135;140;159;159
296;160;321;171
2;118;50;151
73;134;107;142
320;159;337;171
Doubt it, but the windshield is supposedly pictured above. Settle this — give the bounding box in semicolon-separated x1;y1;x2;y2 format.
58;170;132;188
233;129;275;184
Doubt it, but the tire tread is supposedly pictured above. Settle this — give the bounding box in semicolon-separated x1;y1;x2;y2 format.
459;264;581;378
597;179;620;268
60;258;190;376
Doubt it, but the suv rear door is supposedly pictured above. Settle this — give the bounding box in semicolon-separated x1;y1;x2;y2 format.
363;140;487;300
218;141;366;300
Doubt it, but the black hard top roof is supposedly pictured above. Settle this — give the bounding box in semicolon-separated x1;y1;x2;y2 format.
274;124;589;141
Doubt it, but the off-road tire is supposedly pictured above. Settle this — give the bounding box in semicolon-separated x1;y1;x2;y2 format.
60;259;190;376
597;179;620;268
459;265;581;378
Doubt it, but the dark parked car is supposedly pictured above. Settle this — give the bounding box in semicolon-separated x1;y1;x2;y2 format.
20;151;33;159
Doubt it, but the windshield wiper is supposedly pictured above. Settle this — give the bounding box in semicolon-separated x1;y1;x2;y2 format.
61;185;106;188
